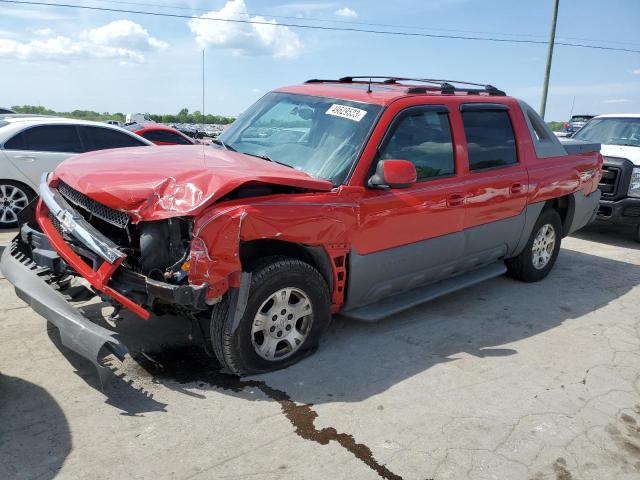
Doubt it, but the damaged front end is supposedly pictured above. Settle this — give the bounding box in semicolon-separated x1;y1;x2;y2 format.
0;174;209;382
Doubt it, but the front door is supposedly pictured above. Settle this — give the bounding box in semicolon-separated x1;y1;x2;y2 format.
346;105;467;310
2;124;82;185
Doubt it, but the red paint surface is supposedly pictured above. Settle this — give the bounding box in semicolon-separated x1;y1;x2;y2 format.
41;83;602;318
52;146;333;222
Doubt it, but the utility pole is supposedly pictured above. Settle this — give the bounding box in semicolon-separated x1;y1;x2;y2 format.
202;50;205;129
540;0;560;119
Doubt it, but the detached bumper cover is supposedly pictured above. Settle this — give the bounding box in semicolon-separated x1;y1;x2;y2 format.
1;240;127;383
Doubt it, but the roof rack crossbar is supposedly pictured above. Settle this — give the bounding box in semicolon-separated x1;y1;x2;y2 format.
305;76;506;96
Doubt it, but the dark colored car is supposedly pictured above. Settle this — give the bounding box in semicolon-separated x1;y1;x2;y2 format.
563;115;595;134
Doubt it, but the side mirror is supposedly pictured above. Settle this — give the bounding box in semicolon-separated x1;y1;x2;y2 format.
368;159;417;189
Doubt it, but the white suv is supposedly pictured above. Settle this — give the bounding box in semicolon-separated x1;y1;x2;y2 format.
0;115;154;227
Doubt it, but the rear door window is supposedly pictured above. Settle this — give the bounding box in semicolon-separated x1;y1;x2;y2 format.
461;110;518;170
79;126;147;151
20;125;83;153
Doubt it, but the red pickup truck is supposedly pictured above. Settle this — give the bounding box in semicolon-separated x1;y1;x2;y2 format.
1;77;602;380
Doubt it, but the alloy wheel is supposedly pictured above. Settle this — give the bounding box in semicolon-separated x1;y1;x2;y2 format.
251;287;313;361
532;223;556;270
0;184;29;225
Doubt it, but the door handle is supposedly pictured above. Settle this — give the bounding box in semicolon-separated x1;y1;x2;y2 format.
447;192;466;207
510;183;525;194
14;155;36;162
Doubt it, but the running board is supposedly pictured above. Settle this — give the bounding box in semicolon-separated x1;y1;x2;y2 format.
342;262;507;322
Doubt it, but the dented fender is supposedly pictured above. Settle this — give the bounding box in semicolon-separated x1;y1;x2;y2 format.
189;194;358;310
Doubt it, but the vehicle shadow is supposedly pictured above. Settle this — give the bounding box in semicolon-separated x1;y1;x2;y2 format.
572;222;638;248
43;243;640;414
0;373;71;479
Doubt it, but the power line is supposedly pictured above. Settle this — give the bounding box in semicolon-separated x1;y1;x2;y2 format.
91;0;640;47
2;0;639;54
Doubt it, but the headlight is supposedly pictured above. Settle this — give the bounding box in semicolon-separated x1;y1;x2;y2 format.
629;167;640;198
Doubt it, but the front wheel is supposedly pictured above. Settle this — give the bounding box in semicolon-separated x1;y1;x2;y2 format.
507;208;562;282
208;256;331;376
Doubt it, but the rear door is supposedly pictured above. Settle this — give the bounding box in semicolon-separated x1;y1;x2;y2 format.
346;104;467;310
3;124;83;185
459;103;529;260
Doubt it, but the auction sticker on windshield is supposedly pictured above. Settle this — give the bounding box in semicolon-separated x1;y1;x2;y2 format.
326;104;368;122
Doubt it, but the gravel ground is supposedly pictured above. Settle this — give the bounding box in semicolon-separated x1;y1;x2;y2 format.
0;223;639;480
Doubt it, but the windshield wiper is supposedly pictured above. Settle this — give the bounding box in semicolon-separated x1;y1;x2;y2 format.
211;139;236;152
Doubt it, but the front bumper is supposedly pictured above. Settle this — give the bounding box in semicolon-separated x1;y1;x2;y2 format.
1;176;210;382
597;196;640;225
0;240;127;384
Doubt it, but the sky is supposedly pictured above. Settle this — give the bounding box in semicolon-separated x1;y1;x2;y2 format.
0;0;639;121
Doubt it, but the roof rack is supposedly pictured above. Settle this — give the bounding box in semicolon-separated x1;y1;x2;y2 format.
305;76;506;96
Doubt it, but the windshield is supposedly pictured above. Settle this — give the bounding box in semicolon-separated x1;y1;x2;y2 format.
573;117;640;147
215;92;382;184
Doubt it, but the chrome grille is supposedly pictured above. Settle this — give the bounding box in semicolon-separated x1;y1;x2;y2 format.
48;212;64;237
57;181;129;228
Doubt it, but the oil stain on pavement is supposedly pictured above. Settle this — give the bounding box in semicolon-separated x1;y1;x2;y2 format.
131;346;408;480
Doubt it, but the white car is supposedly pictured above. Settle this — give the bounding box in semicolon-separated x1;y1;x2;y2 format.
0;115;154;227
572;113;640;241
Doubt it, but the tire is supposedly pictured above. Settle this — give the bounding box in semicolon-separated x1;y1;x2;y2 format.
634;224;640;243
0;181;36;228
506;208;562;282
208;256;331;376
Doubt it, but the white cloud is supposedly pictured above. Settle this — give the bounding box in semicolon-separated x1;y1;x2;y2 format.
29;28;53;36
603;98;631;104
82;20;167;51
0;20;167;63
633;68;640;75
335;7;357;18
189;0;303;59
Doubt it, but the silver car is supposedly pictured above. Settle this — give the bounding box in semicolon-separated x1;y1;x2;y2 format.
0;115;154;227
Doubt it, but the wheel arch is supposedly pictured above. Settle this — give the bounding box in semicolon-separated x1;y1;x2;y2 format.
0;178;37;197
239;239;334;293
544;194;575;237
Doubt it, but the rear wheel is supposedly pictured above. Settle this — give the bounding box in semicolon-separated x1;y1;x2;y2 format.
0;181;35;228
507;208;562;282
208;256;331;376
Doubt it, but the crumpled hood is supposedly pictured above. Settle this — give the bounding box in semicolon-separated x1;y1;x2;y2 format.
600;144;640;166
51;145;333;222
